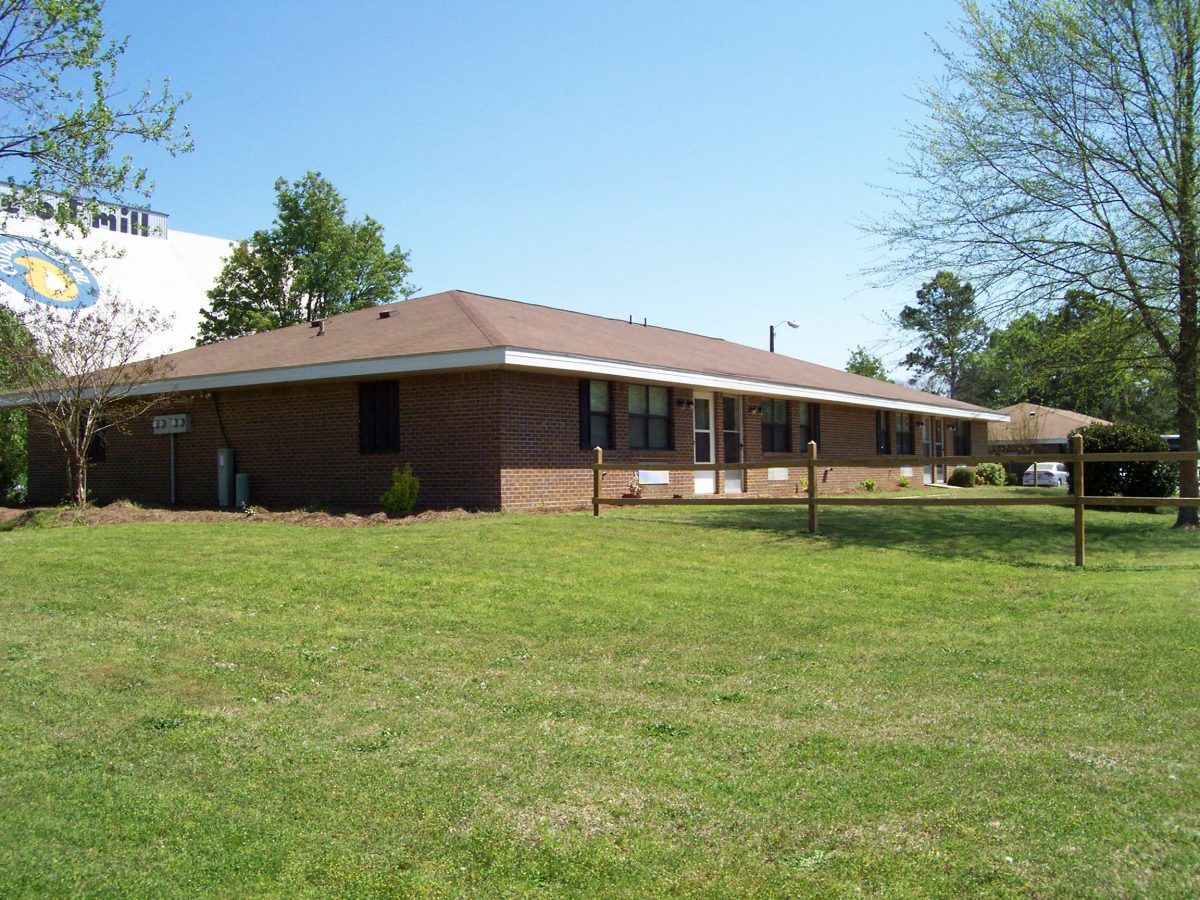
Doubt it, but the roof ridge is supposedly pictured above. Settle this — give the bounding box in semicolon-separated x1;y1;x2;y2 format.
449;290;505;347
449;289;742;344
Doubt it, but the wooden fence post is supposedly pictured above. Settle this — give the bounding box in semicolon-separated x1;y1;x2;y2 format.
593;446;603;517
1072;433;1085;567
807;440;819;534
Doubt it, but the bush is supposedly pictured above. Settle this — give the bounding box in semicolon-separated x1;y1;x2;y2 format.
380;463;420;515
974;462;1006;486
897;474;910;489
1067;423;1177;498
1005;470;1022;486
858;478;877;493
947;466;976;488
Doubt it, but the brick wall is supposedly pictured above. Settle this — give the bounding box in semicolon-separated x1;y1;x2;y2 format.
494;373;986;510
28;372;506;509
25;367;995;511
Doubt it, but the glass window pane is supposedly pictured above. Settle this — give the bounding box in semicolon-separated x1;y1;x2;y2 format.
695;431;712;463
628;385;647;415
649;418;669;449
723;396;738;430
723;429;741;463
795;402;808;427
590;414;610;448
694;399;710;429
649;386;669;416
629;417;647;449
590;380;610;413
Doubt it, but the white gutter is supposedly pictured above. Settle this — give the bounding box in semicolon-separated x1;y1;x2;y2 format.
503;349;1009;422
0;344;1008;422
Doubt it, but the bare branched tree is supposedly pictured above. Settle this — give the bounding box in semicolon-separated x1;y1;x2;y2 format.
0;295;172;505
869;0;1200;527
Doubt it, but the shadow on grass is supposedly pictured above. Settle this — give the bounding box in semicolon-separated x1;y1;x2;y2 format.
620;490;1199;570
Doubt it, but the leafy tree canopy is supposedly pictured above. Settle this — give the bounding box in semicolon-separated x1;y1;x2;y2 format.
197;173;416;344
869;0;1200;525
0;307;29;502
845;346;891;381
896;271;988;399
0;0;190;227
966;291;1175;430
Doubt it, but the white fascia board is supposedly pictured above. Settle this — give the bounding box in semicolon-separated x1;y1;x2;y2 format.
502;349;1010;422
0;347;507;407
0;344;1008;422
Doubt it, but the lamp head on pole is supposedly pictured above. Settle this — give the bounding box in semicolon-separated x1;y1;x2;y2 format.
769;319;799;352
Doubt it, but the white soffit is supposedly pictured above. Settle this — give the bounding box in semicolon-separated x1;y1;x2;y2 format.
1;345;1005;421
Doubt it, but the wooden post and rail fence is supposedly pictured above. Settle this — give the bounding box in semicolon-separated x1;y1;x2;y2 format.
591;435;1200;567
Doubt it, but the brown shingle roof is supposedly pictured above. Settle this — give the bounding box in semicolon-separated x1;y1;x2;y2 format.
4;290;1002;417
988;403;1110;444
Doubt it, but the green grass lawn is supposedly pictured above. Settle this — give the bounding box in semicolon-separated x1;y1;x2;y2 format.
1;492;1198;896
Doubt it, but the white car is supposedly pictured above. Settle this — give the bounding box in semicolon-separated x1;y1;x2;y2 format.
1023;462;1070;487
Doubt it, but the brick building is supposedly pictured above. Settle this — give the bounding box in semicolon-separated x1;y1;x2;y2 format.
9;291;1005;510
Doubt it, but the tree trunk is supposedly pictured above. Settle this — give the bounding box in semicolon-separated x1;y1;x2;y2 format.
1175;361;1199;528
1173;11;1199;530
70;447;87;508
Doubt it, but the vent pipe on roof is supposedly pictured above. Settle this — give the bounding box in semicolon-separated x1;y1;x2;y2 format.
379;309;393;319
312;319;325;336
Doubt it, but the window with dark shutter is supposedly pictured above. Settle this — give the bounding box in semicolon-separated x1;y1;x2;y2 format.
579;380;612;449
876;411;891;455
896;413;914;454
954;419;973;455
85;420;106;463
359;381;400;453
628;385;670;450
761;399;789;452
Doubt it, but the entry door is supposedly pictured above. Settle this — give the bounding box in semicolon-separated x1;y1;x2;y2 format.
723;396;743;493
934;418;946;483
921;417;934;484
693;393;715;494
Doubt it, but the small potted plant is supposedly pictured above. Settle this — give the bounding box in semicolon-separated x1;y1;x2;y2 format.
621;474;643;499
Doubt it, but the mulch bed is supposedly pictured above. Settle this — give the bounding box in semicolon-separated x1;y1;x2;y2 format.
0;502;490;529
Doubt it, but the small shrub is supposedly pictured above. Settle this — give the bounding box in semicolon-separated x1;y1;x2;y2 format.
897;474;910;489
974;462;1006;486
858;478;877;493
1067;423;1177;498
1005;470;1022;486
948;466;977;488
381;463;420;515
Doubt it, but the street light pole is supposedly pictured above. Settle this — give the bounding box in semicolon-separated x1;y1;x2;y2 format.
769;319;799;353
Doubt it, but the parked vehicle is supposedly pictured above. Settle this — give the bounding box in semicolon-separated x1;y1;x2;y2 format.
1023;462;1070;487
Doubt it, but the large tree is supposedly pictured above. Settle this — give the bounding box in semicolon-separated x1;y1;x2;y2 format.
845;346;891;381
896;271;989;399
0;305;27;502
0;0;190;226
196;173;416;344
872;0;1200;527
968;291;1175;428
0;295;171;506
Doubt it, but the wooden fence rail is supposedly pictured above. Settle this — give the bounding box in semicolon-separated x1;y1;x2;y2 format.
590;437;1200;567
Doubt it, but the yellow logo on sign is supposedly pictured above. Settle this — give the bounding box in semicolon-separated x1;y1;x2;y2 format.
13;255;79;302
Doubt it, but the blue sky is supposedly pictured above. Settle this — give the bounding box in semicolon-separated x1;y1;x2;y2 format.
105;0;962;368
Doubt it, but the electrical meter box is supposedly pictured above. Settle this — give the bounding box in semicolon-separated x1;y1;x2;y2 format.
151;414;192;435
